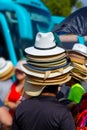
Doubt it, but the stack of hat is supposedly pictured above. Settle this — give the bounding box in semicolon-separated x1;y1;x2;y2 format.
0;58;14;80
21;32;73;96
15;59;26;72
67;43;87;80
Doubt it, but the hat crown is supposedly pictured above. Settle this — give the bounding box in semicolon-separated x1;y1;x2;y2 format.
35;32;56;49
72;43;87;54
0;58;6;68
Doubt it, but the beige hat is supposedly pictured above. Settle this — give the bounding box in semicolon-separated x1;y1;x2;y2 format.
24;74;71;96
0;58;14;80
67;53;87;64
24;80;46;96
73;62;87;73
26;74;71;85
67;43;87;57
21;64;73;78
71;68;87;80
26;52;66;63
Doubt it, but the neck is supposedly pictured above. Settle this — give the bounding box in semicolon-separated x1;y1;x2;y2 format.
41;92;56;97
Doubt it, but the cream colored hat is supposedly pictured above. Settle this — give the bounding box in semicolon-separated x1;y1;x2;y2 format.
25;32;65;56
24;79;46;96
0;58;14;80
67;43;87;57
24;74;71;96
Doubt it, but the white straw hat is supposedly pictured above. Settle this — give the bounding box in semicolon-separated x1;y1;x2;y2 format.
25;32;65;56
67;43;87;57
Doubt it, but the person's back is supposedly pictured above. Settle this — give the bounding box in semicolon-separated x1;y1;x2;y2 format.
12;95;75;130
4;60;26;117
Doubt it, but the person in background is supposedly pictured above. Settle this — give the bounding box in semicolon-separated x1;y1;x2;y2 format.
59;83;70;98
0;57;14;130
0;57;14;103
68;78;86;104
4;60;26;117
65;77;86;120
0;100;12;130
75;93;87;127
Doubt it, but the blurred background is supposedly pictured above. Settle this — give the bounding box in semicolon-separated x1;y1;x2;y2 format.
0;0;86;65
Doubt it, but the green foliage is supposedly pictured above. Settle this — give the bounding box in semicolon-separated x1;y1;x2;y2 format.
42;0;83;16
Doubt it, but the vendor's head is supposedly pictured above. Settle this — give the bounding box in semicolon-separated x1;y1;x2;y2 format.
15;60;26;81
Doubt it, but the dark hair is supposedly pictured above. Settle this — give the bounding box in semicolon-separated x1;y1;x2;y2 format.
42;85;58;94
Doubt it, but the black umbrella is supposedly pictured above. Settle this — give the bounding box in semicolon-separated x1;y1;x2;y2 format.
53;7;87;36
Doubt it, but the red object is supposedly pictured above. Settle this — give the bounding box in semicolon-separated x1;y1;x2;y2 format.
8;82;22;117
76;127;87;130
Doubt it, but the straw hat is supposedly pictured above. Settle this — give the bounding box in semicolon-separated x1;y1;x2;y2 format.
25;73;71;85
25;32;65;56
71;68;87;80
67;53;87;64
0;58;14;80
24;74;71;96
73;62;87;73
26;52;66;62
21;63;73;78
67;43;87;57
24;80;46;96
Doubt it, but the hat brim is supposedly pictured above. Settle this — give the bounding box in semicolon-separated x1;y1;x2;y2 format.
24;75;71;96
27;58;67;67
26;74;71;85
73;62;87;73
24;80;46;96
72;68;87;76
25;46;65;56
21;64;73;78
71;70;87;80
26;52;66;62
68;55;86;65
67;50;87;57
23;59;71;72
